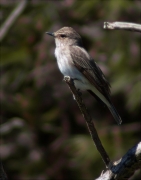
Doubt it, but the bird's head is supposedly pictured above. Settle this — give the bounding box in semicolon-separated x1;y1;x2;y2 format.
46;27;83;47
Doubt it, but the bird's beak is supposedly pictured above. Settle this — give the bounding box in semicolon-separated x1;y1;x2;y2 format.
46;32;54;37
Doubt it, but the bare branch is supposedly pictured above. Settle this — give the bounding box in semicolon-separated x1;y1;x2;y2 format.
64;77;141;179
104;22;141;33
0;0;28;42
64;76;111;167
95;142;141;180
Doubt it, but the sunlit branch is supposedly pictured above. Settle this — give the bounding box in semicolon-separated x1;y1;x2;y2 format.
104;22;141;33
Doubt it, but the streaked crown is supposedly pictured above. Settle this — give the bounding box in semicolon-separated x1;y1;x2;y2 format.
54;27;83;47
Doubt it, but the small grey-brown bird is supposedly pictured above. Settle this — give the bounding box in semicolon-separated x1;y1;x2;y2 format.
46;27;122;125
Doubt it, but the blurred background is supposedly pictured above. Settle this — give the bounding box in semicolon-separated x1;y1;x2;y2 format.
0;0;141;179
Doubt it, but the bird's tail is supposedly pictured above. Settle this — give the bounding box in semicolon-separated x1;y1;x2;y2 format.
108;104;122;125
87;90;122;125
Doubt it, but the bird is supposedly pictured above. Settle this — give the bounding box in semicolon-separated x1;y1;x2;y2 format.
46;27;122;125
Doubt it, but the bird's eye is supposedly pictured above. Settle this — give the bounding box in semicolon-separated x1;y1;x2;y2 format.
60;34;66;38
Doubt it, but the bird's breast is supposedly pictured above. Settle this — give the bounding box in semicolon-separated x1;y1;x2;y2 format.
55;47;79;77
54;47;90;90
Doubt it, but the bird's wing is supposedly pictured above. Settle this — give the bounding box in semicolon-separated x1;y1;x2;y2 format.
69;46;111;99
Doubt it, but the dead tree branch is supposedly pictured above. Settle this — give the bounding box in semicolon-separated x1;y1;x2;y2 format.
104;22;141;33
0;0;27;42
64;76;141;179
64;76;111;168
95;141;141;180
